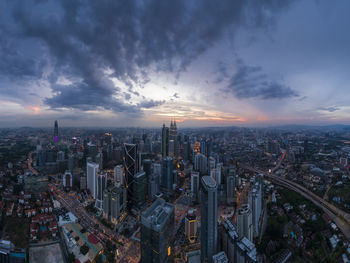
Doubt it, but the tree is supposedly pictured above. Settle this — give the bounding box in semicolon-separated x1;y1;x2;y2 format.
80;244;89;255
67;253;75;263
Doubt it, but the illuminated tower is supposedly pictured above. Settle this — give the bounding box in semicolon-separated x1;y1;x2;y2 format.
53;120;59;143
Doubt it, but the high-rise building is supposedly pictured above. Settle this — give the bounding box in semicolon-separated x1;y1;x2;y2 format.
249;183;262;238
141;198;175;263
191;172;200;202
161;157;173;195
162;124;169;157
236;237;257;263
87;162;99;199
95;173;107;209
237;204;253;242
53;120;59;143
96;152;103;170
185;250;201;263
185;209;197;243
212;251;228;263
103;185;127;225
114;165;123;186
68;153;75;172
200;176;218;263
123;143;138;207
148;173;160;200
63;171;72;189
132;171;147;207
57;151;65;161
226;176;235;205
219;220;239;263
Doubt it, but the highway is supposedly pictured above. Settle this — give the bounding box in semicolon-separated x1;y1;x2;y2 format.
239;157;350;241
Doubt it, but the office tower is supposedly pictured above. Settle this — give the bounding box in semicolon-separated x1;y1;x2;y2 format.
68;153;75;172
53;120;59;143
95;173;107;209
57;151;65;161
141;198;175;263
169;119;177;141
200;140;206;156
153;163;161;177
114;165;123;186
80;176;87;190
103;185;127;225
183;141;190;162
249;184;262;238
205;138;212;158
210;167;221;186
200;176;218;263
237;204;253;242
149;173;160;200
185;209;197;243
161;157;173;195
185;250;201;263
87;143;98;162
208;157;216;171
191;172;200;202
143;159;152;178
143;159;152;196
87;162;99;199
96;152;103;170
194;153;207;174
219;220;239;263
132;171;147;207
226;176;235;205
161;124;169;157
123;143;138;206
236;237;257;263
169;139;175;157
212;251;228;263
63;171;72;188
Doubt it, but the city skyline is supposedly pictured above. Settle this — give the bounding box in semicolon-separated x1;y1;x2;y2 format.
1;0;350;128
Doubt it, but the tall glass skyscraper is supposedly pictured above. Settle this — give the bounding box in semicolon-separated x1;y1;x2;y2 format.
141;198;174;263
123;143;138;207
53;120;59;143
161;157;173;195
200;176;218;263
161;124;169;157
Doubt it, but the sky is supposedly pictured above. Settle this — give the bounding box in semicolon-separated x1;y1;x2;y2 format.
0;0;349;128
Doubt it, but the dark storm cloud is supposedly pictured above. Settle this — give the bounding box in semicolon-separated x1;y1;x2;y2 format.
223;58;298;99
2;0;297;112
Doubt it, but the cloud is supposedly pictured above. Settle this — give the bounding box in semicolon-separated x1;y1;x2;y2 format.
223;58;298;99
1;0;298;114
318;106;339;112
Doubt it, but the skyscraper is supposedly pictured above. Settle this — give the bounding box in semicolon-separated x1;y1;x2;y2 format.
123;143;138;206
132;171;147;207
185;209;197;243
87;161;99;199
191;172;200;202
114;165;123;186
226;175;235;205
161;124;169;157
141;198;175;263
103;185;127;225
53;120;59;143
200;176;218;263
161;157;173;195
237;204;253;242
95;173;107;209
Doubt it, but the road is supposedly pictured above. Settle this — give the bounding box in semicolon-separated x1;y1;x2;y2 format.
50;184;136;262
239;155;350;241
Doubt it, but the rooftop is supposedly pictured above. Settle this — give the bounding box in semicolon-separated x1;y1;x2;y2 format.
141;198;174;232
